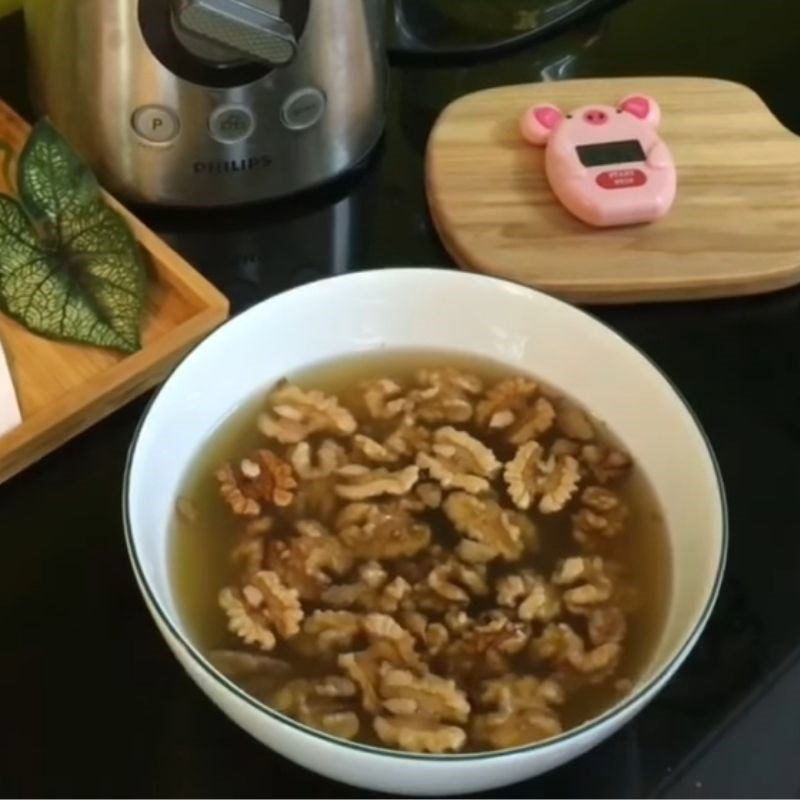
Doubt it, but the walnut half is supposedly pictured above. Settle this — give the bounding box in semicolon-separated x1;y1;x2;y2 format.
471;676;563;750
272;677;360;740
219;570;303;651
427;558;489;604
504;441;580;514
530;622;621;683
216;450;297;516
496;570;561;622
417;426;501;494
335;464;419;502
291;610;363;658
573;486;628;545
373;715;466;754
259;383;356;444
552;556;615;613
379;666;470;724
408;367;483;425
266;525;354;601
476;377;555;444
442;610;530;679
339;614;425;713
336;501;431;560
320;561;411;613
443;491;524;562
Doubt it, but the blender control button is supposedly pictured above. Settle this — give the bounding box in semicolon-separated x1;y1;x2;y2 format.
209;106;256;144
132;106;180;143
281;88;326;131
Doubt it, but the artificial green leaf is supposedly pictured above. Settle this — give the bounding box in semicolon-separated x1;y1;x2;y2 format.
0;120;147;353
18;119;104;234
0;195;142;351
0;141;14;191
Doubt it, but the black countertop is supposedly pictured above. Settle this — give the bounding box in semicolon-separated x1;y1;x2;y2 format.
3;2;800;797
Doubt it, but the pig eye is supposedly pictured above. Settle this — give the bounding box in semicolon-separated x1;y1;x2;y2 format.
616;109;622;114
566;114;573;119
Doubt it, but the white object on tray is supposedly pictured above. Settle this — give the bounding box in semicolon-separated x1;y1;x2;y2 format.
0;339;21;435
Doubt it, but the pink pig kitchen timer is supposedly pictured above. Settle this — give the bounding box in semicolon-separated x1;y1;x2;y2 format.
520;95;677;228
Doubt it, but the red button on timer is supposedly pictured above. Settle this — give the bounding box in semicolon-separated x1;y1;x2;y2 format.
596;169;648;190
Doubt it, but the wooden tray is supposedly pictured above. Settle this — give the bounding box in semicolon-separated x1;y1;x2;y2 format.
0;100;229;483
426;76;800;303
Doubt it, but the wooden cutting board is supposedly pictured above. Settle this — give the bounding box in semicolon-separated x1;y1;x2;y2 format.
0;100;229;483
426;76;800;304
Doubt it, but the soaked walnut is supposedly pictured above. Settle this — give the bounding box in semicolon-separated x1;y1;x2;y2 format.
552;556;615;614
580;443;631;484
361;378;407;420
443;492;524;561
404;582;456;615
444;609;471;634
443;611;530;678
384;420;432;458
352;434;400;465
199;362;658;754
496;570;561;622
400;611;450;656
292;610;363;658
373;715;466;754
530;623;621;683
335;464;419;501
555;402;596;441
407;367;483;424
289;439;347;479
506;396;556;445
380;666;470;724
504;441;581;514
336;501;431;560
259;383;357;444
208;650;291;679
392;544;446;585
216;464;260;517
339;615;425;713
588;606;627;646
427;558;490;604
476;377;538;429
292;483;340;525
363;612;421;654
219;570;303;651
231;538;264;583
472;676;564;749
476;377;555;445
509;510;540;555
414;481;442;509
321;562;411;613
266;528;353;601
272;677;360;740
417;426;501;494
573;486;628;545
230;518;272;581
217;450;297;516
456;539;498;564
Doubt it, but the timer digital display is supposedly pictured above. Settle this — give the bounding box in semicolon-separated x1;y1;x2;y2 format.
576;139;647;168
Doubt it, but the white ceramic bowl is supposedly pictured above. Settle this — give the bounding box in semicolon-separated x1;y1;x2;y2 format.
124;269;726;796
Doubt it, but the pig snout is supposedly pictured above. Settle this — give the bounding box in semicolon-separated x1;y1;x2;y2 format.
582;109;609;125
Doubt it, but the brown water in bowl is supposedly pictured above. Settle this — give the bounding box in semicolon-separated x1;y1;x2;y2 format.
170;351;671;749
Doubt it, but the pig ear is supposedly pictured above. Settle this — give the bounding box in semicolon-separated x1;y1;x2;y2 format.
520;104;564;145
619;95;661;127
